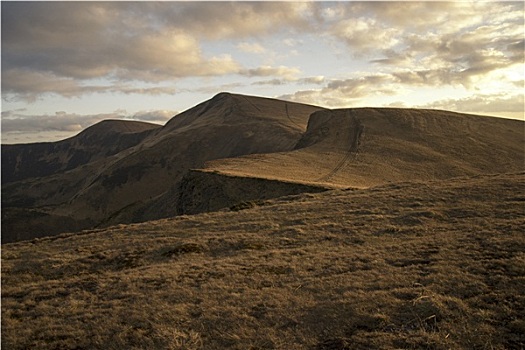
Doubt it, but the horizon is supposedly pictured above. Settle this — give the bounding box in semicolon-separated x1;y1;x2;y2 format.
2;1;524;144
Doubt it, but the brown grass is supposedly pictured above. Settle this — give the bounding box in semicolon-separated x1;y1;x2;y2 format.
2;172;525;349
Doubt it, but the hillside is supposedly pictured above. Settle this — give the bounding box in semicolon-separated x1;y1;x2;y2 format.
2;93;324;242
2;172;524;349
2;93;524;243
203;108;524;188
2;120;160;184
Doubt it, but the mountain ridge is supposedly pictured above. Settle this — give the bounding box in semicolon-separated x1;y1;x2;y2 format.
2;92;524;242
1;93;326;242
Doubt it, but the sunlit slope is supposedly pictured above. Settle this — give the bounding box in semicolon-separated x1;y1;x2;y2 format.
203;108;525;188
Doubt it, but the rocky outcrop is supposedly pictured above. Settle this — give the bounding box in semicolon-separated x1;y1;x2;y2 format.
176;169;329;215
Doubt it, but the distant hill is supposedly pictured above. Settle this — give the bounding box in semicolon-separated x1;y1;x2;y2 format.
1;92;523;242
2;120;160;184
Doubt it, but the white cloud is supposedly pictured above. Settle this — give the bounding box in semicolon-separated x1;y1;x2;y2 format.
331;17;401;54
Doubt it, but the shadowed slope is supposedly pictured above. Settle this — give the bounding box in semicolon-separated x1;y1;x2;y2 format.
1;93;324;242
1;120;161;184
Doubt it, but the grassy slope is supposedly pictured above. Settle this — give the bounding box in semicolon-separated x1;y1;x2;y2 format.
2;172;525;349
204;108;524;189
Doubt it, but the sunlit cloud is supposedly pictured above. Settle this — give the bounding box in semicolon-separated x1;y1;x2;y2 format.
1;1;523;142
421;94;524;120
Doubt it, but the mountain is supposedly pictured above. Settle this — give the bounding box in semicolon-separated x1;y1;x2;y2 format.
1;92;523;242
1;93;324;242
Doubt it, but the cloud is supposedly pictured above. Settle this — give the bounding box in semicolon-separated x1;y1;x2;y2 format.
280;74;397;108
421;94;524;119
1;2;314;75
2;26;242;84
113;86;178;96
1;2;317;100
2;1;523;112
2;2;268;98
147;2;316;39
1;69;180;101
252;79;284;86
1;70;106;101
237;42;266;54
328;1;524;89
1;111;115;134
330;17;401;54
1;108;174;141
324;76;394;98
299;76;325;85
241;66;301;80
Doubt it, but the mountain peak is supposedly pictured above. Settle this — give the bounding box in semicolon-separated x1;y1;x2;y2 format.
77;119;160;139
161;92;324;134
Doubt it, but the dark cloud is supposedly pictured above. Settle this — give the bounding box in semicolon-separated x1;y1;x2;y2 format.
299;76;325;85
252;79;285;86
240;66;301;80
1;2;313;84
2;2;313;100
1;69;179;101
1;69;108;101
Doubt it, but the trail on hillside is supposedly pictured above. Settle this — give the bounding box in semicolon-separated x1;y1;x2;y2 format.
316;110;365;182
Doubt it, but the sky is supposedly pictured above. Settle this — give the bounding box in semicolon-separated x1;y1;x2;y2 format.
1;1;524;144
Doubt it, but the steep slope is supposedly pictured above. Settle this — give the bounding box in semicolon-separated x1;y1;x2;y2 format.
1;93;325;242
1;120;161;184
203;108;524;188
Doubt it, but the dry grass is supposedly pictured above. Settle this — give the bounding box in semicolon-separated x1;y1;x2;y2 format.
2;172;525;349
